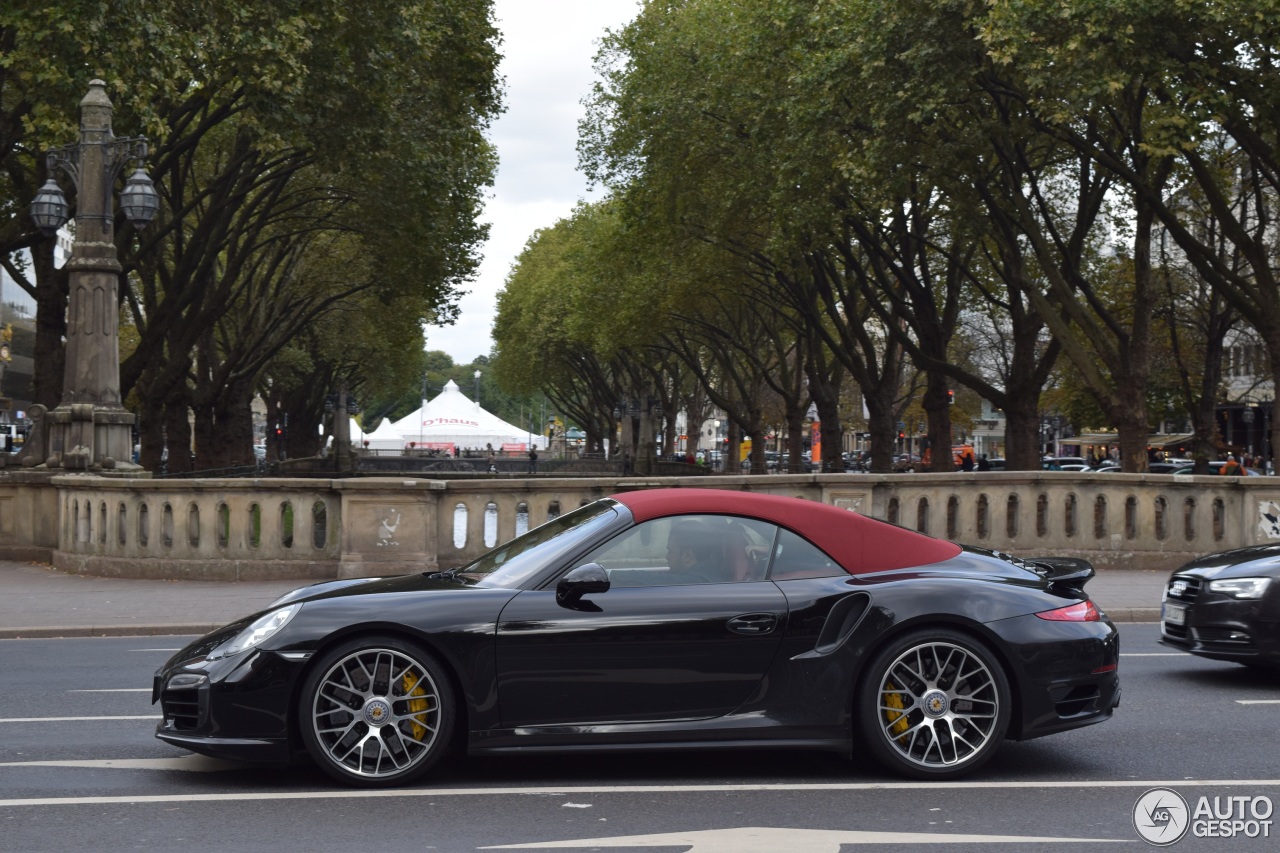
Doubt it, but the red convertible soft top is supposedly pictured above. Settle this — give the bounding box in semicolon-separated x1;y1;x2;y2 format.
613;488;960;574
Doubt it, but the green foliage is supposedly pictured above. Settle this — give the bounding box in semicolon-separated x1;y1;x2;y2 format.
3;1;502;466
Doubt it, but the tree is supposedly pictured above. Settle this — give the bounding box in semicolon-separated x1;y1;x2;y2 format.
6;1;501;468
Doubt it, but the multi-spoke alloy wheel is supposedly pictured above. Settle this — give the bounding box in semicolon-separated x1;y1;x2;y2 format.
858;629;1010;779
299;636;454;787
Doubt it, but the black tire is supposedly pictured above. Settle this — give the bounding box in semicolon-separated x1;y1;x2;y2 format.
856;627;1011;779
298;635;455;787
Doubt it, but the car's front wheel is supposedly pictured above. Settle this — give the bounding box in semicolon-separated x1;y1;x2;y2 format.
299;635;455;787
857;628;1010;779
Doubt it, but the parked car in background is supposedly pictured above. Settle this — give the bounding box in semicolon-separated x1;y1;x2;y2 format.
1092;460;1199;474
1043;456;1088;471
1147;462;1192;474
1172;462;1264;476
893;452;922;472
844;451;871;472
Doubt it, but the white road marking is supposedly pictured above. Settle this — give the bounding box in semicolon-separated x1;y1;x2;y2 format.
1236;700;1280;705
480;826;1126;849
68;689;151;693
130;648;179;652
1119;653;1183;657
0;755;237;772
1;779;1279;808
0;715;160;723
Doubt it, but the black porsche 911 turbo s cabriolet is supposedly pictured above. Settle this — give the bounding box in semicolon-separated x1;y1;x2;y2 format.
153;488;1119;787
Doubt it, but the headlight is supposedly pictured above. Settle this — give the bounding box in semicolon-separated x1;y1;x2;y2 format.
215;604;301;658
1208;578;1272;599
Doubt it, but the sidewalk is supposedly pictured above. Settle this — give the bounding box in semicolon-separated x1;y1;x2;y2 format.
0;559;1168;639
0;561;300;639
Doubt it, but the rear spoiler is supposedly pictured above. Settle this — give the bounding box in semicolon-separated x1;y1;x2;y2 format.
1027;557;1096;595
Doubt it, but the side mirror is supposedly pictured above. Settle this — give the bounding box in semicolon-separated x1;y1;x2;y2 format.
556;562;610;606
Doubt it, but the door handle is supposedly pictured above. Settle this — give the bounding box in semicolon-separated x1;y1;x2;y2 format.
727;613;778;635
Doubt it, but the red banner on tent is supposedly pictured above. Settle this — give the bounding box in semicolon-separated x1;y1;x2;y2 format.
502;443;527;453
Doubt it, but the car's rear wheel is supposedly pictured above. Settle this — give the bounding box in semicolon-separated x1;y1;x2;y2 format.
299;635;454;787
857;628;1010;779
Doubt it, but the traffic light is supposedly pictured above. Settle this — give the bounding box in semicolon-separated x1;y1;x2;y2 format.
948;390;955;405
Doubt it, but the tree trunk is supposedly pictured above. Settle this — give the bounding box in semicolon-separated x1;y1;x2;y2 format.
748;429;768;474
923;375;954;472
726;420;741;474
205;377;256;467
191;398;215;470
164;397;194;474
865;391;898;474
817;403;843;472
1003;394;1042;471
785;410;806;473
1116;412;1150;473
136;397;165;471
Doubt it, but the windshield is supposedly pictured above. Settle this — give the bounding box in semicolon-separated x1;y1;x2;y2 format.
461;500;620;589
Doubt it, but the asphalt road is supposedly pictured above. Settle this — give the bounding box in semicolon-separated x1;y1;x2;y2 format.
2;624;1278;852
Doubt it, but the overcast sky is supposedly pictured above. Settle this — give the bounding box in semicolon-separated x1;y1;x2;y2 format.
423;0;641;364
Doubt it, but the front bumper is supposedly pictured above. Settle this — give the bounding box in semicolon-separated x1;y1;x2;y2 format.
153;645;312;764
1160;582;1280;665
155;731;292;763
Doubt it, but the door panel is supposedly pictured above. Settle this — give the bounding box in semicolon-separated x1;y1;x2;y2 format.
496;581;787;727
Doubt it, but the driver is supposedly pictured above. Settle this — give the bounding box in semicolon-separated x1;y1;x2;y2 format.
665;520;727;584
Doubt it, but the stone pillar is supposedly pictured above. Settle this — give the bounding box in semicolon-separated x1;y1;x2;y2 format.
334;388;353;472
45;81;139;472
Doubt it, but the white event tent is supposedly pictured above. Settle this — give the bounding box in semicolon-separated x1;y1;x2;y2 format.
361;380;543;452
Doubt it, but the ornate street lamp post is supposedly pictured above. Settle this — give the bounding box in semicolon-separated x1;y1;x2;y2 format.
28;80;158;470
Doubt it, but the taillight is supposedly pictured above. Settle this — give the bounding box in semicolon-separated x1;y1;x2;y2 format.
1035;600;1100;622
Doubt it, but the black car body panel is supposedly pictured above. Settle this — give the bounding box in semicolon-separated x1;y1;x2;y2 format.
154;490;1119;776
1160;545;1280;665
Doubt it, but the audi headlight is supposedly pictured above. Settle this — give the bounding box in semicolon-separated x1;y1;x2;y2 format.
1208;578;1272;600
216;604;301;658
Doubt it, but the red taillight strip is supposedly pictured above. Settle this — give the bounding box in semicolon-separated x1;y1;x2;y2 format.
1034;600;1100;622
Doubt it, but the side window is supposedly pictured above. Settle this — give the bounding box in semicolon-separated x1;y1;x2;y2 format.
582;515;777;587
769;528;845;580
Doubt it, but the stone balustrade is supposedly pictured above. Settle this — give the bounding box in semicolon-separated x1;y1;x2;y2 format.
3;471;1277;580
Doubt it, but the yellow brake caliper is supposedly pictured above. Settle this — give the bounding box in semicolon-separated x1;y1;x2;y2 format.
401;670;430;741
883;680;909;743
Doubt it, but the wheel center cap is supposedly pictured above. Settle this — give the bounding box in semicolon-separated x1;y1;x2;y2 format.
363;698;392;726
922;690;949;718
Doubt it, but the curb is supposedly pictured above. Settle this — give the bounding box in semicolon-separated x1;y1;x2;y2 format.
1105;608;1161;624
0;624;223;640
